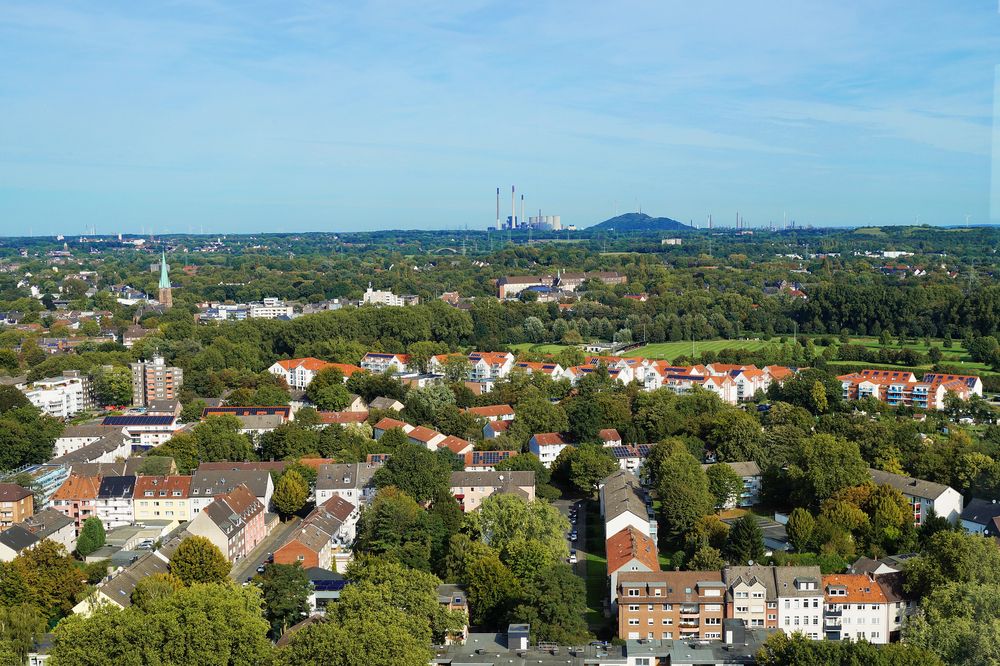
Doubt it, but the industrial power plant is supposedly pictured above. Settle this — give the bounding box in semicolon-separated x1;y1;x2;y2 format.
494;186;562;231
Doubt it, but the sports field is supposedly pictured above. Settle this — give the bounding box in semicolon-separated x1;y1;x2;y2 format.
625;339;776;360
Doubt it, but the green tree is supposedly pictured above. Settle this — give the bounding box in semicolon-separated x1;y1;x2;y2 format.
130;573;184;610
905;581;1000;666
786;508;816;553
170;536;230;585
76;517;106;557
467;493;570;565
725;515;765;565
758;630;943;666
706;409;764;462
93;366;133;407
180;398;207;423
0;604;47;664
904;531;1000;598
355;487;433;571
466;553;520;626
784;434;868;506
567;446;618;495
273;470;308;518
373;444;451;503
510;563;589;644
688;546;726;570
705;464;743;509
257;563;311;639
13;540;84;618
810;380;829;414
655;445;714;544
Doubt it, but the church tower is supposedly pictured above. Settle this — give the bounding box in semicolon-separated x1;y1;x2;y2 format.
158;251;173;309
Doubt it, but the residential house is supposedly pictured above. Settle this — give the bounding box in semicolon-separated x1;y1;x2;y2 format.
600;470;656;540
869;468;963;524
317;411;369;427
837;369;981;410
0;483;34;530
23;371;94;418
130;356;183;407
189;468;274;515
465;404;516;422
701;461;763;508
609;445;651;475
617;571;727;641
463;450;518;471
368;397;404;412
132;476;193;523
606;526;659;607
599;429;623;447
960;498;1000;536
724;565;778;631
407;425;446;450
274;496;358;573
95;476;136;529
774;566;824;640
202;405;291;422
315;463;381;508
0;526;39;562
51;430;131;466
100;415;180;448
448;471;535;512
53;424;113;457
528;432;571;468
51;475;101;533
372;416;411;439
482;419;511;439
186;484;267;562
359;353;410;374
438;435;474;456
822;573;890;644
268;357;363;390
19;509;76;553
72;551;170;616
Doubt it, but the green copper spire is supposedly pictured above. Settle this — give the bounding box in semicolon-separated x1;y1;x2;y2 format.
158;251;170;289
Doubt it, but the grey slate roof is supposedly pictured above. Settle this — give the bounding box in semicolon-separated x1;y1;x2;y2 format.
97;475;136;499
0;526;38;553
315;463;379;492
97;553;170;608
601;470;648;522
701;460;761;477
51;430;128;465
20;509;74;539
189;469;271;500
869;468;954;500
961;498;1000;526
772;565;822;597
724;565;778;600
449;470;535;489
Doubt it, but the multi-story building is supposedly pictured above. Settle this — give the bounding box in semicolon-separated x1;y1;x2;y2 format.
774;566;824;639
869;468;963;524
100;415;180;448
0;484;33;530
315;463;380;508
617;571;727;641
132;475;193;523
95;476;136;529
51;474;101;533
465;404;516;422
528;432;571;468
723;565;778;630
449;471;536;512
607;526;659;608
837;369;981;410
360;352;410;374
249;297;294;319
23;370;94;418
822;573;891;644
600;470;656;541
429;352;515;383
462;450;518;471
701;461;762;508
189;468;274;515
186;484;266;562
267;357;363;390
3;464;69;509
130;356;183;407
273;496;358;573
362;284;419;307
19;508;76;553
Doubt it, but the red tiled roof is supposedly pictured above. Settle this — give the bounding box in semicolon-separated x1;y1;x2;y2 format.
599;428;621;442
52;475;101;501
374;417;408;431
408;426;441;443
466;404;515;418
319;411;369;424
532;432;569;446
133;475;191;499
438;435;473;455
606;526;659;575
823;574;888;603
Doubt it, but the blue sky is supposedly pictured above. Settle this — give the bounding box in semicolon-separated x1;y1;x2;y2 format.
0;1;998;234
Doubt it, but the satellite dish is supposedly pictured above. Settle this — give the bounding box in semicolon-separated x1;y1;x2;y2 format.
748;560;755;566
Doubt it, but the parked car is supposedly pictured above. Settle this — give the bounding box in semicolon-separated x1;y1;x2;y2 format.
568;550;578;564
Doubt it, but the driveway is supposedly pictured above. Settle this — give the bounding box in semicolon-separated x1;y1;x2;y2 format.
230;514;300;582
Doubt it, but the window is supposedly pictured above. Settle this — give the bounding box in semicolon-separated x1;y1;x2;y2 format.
735;591;748;599
628;589;640;597
647;604;654;611
752;592;765;599
736;606;749;613
705;618;720;625
647;618;654;625
628;619;639;626
636;660;650;666
662;618;672;625
662;632;672;639
628;605;640;612
653;589;661;596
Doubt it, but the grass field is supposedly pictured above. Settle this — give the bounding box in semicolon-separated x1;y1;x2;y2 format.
583;501;609;633
509;342;572;355
626;339;775;360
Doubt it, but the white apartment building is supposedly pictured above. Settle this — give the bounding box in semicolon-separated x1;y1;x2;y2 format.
869;468;963;525
24;371;91;418
775;569;824;640
249;297;294;319
823;574;890;644
362;284;418;307
360;353;410;374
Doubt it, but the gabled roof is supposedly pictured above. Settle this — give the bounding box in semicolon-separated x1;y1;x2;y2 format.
601;470;647;522
466;404;515;418
606;526;659;575
449;471;534;488
407;426;441;443
373;417;409;432
97;475;136;499
961;498;1000;525
0;483;32;502
438;435;472;455
532;432;570;446
463;450;517;468
20;509;73;538
599;428;621;442
724;565;778;600
133;475;191;499
52;475;101;501
189;469;272;500
369;397;403;411
869;468;955;501
318;411;369;425
0;526;38;553
316;463;380;491
273;357;332;372
823;573;888;603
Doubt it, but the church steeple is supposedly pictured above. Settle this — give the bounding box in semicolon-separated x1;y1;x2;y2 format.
158;251;173;309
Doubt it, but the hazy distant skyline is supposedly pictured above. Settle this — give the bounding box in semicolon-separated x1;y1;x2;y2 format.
1;1;998;235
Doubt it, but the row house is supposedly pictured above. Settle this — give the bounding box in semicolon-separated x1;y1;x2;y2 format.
267;357;362;389
869;468;963;525
723;565;824;637
18;508;76;553
599;470;656;542
511;361;565;380
701;461;763;508
189;468;274;514
430;352;515;383
95;475;136;529
54;424;113;457
372;417;473;455
274;496;358;573
51;430;131;466
186;484;267;562
599;428;623;447
464;404;516;422
51;474;101;533
360;353;410;374
133;475;193;522
316;462;381;508
202;405;291;424
449;471;536;512
463;450;518;471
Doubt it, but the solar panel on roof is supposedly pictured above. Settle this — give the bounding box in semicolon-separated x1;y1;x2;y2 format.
102;415;175;426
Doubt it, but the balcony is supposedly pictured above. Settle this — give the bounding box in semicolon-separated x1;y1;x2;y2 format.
680;605;700;615
824;618;842;628
679;619;699;628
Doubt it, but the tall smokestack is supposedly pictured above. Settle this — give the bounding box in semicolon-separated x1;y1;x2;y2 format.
520;194;525;231
496;188;500;229
511;186;516;229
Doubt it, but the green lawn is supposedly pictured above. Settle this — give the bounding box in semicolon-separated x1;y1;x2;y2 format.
509;342;572;354
626;339;776;360
583;500;609;633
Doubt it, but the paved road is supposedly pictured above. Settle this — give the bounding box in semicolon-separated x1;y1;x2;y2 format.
553;498;587;576
230;514;300;582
